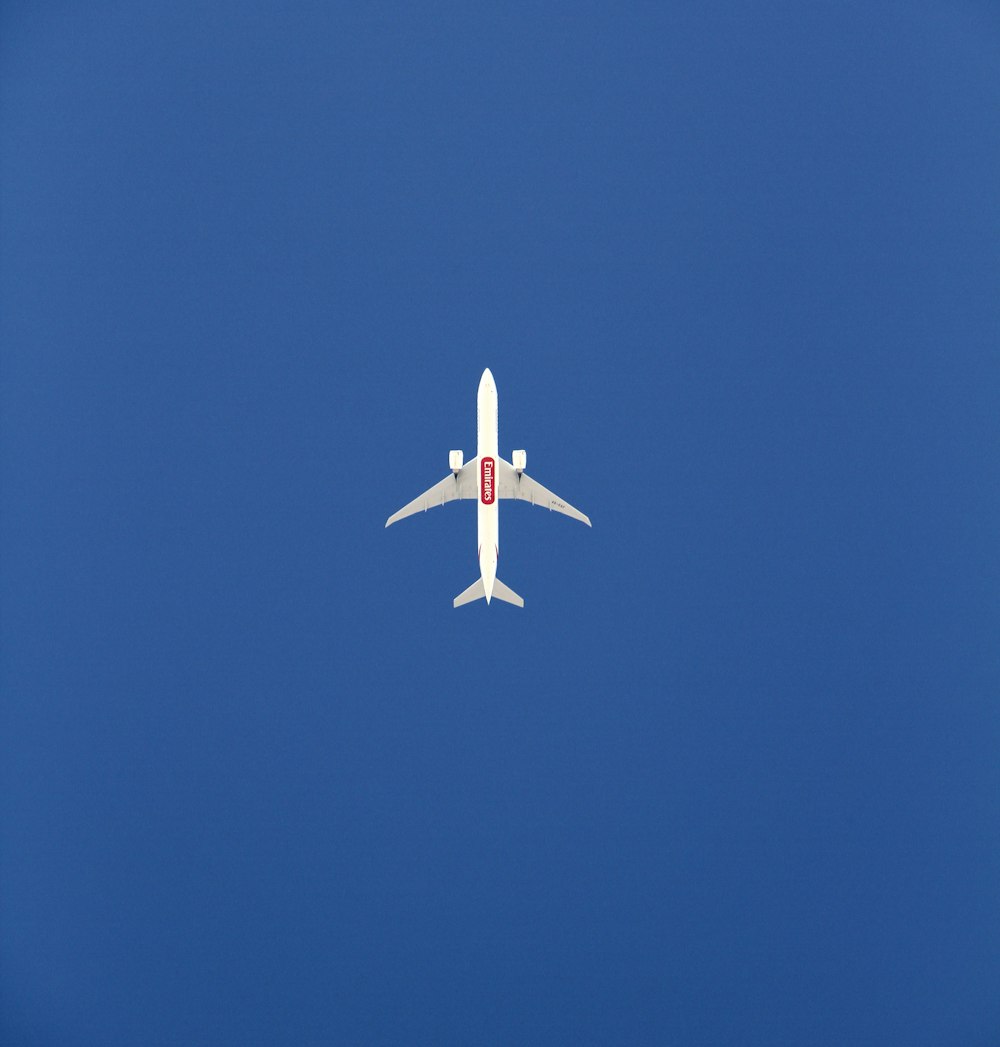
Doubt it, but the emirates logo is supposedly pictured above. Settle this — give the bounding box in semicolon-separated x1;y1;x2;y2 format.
480;457;495;504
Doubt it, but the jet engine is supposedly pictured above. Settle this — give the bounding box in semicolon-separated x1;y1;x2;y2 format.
449;450;464;474
512;449;526;474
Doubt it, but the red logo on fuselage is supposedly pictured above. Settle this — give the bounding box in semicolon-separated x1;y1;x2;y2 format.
480;456;495;504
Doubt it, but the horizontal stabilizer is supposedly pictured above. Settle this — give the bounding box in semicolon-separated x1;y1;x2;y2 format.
453;577;524;608
453;578;485;607
491;578;524;607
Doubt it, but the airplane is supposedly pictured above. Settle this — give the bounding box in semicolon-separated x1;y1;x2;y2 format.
385;368;591;607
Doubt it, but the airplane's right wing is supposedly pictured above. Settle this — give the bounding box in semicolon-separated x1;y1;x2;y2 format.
495;457;591;526
385;457;479;527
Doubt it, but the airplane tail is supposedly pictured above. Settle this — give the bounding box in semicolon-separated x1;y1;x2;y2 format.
453;578;485;607
453;577;524;608
492;578;524;607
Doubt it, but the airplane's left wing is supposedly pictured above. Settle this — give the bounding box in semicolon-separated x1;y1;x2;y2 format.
495;457;591;526
385;457;479;527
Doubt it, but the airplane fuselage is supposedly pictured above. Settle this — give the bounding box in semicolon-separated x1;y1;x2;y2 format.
477;368;499;602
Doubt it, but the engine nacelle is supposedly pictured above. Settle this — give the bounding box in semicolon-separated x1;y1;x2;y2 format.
512;449;526;474
449;450;464;474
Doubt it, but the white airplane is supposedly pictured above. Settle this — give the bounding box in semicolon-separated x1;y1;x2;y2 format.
385;368;591;607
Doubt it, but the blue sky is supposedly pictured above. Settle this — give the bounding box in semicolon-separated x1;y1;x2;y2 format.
2;3;999;1044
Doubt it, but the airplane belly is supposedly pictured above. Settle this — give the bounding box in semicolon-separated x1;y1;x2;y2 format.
478;501;498;563
477;369;500;597
477;369;498;455
478;500;498;598
477;450;499;580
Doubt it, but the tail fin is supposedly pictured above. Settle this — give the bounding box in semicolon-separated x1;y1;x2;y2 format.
454;578;485;607
453;577;525;608
492;578;524;607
